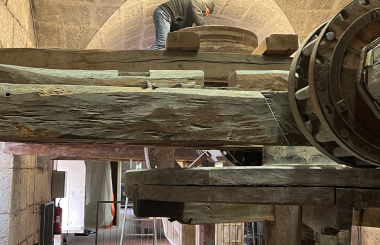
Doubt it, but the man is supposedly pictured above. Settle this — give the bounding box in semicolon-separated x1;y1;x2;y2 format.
150;0;215;50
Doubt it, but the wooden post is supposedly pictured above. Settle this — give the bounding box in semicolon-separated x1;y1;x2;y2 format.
273;205;302;245
182;224;196;245
265;221;276;245
319;230;350;245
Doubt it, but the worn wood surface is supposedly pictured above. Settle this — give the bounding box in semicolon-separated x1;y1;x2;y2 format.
134;200;274;224
177;26;258;54
252;34;299;56
354;189;380;208
0;65;204;87
125;167;380;188
302;205;340;235
228;70;288;91
319;231;350;245
199;224;215;245
0;84;305;147
0;49;292;82
3;143;199;161
352;208;380;228
182;225;196;245
130;185;335;205
274;205;302;245
302;224;316;245
146;148;176;169
265;221;276;245
166;32;200;52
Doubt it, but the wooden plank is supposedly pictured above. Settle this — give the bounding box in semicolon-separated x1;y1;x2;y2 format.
252;34;299;56
124;167;380;188
166;32;200;52
228;70;288;91
182;225;196;245
133;185;335;205
0;49;293;82
0;84;295;147
3;143;199;161
302;206;340;235
0;65;204;87
354;189;380;208
274;205;302;245
134;200;274;224
265;221;276;245
353;208;380;228
319;230;350;245
199;224;215;245
302;224;316;245
145;148;176;169
262;92;311;146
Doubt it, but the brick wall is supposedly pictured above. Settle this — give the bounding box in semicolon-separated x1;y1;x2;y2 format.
0;151;52;245
0;0;36;48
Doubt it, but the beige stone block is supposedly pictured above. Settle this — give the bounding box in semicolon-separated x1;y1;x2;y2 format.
308;0;333;10
0;150;14;169
98;0;126;6
302;11;333;36
221;0;253;19
66;28;97;49
143;24;155;39
20;169;28;211
60;5;91;26
34;232;39;244
6;0;33;33
94;6;118;28
119;1;143;27
26;169;35;207
142;37;155;50
8;212;20;245
0;168;13;214
10;167;21;214
32;0;62;23
20;240;27;245
124;36;142;50
27;235;34;245
284;10;307;34
0;4;14;47
0;214;10;244
35;22;65;48
275;0;307;10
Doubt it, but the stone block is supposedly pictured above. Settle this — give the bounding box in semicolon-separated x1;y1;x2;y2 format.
60;5;91;26
94;6;118;29
98;0;126;6
36;22;65;48
32;0;62;23
8;212;20;245
20;169;28;210
10;167;21;213
0;168;13;214
20;155;36;169
0;214;10;245
26;169;35;207
275;0;307;10
19;207;33;242
34;232;39;244
66;28;96;49
309;0;333;10
0;4;14;47
302;11;333;37
6;0;33;34
0;150;14;169
27;235;34;245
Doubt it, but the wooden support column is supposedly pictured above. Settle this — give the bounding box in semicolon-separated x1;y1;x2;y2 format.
265;221;276;245
199;224;215;245
182;225;196;245
274;206;302;245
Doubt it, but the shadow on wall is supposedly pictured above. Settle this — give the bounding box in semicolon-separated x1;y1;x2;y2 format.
86;0;295;50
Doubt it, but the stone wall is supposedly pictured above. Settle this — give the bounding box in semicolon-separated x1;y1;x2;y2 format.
0;150;52;245
0;0;36;48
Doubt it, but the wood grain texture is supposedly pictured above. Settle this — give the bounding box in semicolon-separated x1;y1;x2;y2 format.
319;231;350;245
0;65;204;87
146;148;176;169
125;167;380;188
182;225;196;245
4;143;199;161
302;205;340;235
252;34;299;56
228;70;289;91
274;205;302;245
0;49;292;82
353;208;380;228
134;185;335;205
134;200;274;224
354;189;380;208
265;221;275;245
166;32;200;52
0;84;293;147
200;224;215;245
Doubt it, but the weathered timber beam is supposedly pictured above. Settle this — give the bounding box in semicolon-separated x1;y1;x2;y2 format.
0;49;293;82
129;185;335;205
353;208;380;228
124;167;380;188
0;84;304;148
3;143;199;161
252;34;299;56
0;65;204;87
133;200;274;224
228;70;289;91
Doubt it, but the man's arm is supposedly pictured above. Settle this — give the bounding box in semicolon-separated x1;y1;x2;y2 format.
191;0;205;26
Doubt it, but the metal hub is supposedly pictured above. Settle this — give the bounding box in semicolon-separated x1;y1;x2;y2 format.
289;0;380;167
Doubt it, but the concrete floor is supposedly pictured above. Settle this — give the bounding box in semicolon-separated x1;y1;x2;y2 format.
69;208;170;245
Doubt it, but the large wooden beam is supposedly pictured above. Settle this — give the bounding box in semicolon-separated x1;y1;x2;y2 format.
3;143;199;161
125;167;380;188
0;49;293;82
134;200;274;224
274;206;302;245
0;84;304;148
252;34;299;56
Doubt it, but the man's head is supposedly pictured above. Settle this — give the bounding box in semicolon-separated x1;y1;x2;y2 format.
203;0;214;16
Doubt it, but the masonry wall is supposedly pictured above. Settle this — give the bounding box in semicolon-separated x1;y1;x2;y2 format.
0;151;52;245
0;0;36;48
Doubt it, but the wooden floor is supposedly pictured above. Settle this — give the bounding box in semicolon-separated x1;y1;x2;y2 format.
69;208;170;245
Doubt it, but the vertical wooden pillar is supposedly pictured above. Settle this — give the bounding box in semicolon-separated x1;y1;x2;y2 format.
199;224;216;245
182;224;196;245
267;205;302;245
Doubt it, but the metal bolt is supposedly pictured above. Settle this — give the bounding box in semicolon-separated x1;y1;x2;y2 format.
340;128;350;138
311;111;318;120
318;81;327;91
359;0;369;6
337;100;348;112
325;32;335;41
372;10;380;20
362;145;372;154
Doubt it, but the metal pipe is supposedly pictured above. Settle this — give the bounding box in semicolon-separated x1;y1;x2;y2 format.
120;197;129;245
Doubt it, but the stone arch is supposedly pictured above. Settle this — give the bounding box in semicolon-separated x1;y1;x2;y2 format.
86;0;296;50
